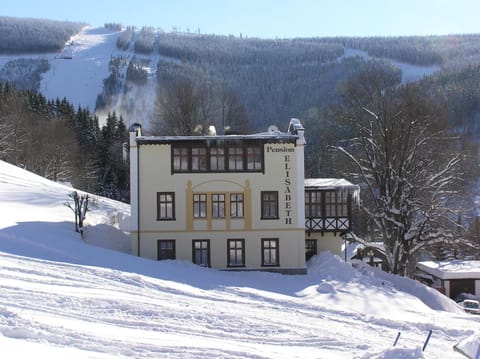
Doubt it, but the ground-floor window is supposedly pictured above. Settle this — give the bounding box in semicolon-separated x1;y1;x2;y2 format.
262;238;279;266
192;239;210;267
158;240;176;260
305;239;317;261
227;239;245;267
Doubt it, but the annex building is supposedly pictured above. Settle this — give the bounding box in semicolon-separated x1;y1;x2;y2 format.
129;119;359;274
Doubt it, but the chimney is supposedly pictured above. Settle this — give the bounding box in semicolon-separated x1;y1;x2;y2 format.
288;118;306;145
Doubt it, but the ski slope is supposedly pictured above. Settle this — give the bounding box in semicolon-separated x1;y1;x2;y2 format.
38;26;127;114
0;159;479;358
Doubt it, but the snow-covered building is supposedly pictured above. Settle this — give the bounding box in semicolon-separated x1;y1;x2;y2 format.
416;260;480;299
129;119;359;273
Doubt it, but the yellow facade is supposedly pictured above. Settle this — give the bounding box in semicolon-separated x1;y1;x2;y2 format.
130;121;308;274
130;119;358;274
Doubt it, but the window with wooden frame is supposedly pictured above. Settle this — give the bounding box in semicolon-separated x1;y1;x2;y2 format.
227;239;245;267
262;238;279;266
157;192;175;220
157;240;176;260
325;191;336;217
246;144;262;171
209;147;225;171
336;189;348;217
193;194;207;218
261;191;279;219
191;147;207;172
305;191;322;218
173;147;189;172
192;239;210;267
230;193;244;218
228;146;244;170
172;141;264;173
211;194;225;218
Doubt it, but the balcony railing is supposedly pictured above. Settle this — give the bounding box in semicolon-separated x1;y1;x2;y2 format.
305;217;350;232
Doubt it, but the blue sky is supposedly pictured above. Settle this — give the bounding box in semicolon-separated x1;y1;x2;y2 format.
3;0;479;38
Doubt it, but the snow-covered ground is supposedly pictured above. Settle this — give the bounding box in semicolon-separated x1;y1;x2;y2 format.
342;48;439;83
0;26;160;128
40;27;122;113
0;159;479;358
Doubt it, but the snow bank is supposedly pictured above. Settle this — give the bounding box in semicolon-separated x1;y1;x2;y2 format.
0;159;477;358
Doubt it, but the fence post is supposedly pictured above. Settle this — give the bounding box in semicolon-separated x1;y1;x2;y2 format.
422;330;433;352
393;332;401;347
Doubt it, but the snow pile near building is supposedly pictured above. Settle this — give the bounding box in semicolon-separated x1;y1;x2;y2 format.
0;159;478;358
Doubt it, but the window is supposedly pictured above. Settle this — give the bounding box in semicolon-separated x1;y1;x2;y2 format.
306;190;349;218
172;142;264;173
261;191;279;219
210;147;225;171
193;194;207;218
191;147;207;171
262;238;279;266
211;194;225;218
336;190;348;217
247;145;262;170
227;239;245;267
173;147;189;172
192;240;210;267
305;191;322;218
157;192;175;220
228;146;244;170
158;240;175;260
325;191;335;217
305;239;317;261
230;193;244;218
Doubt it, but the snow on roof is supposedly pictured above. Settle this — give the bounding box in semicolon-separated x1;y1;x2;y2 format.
304;178;358;189
136;131;297;143
305;178;360;203
417;260;480;279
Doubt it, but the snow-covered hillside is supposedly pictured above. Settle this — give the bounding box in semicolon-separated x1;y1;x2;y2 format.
0;26;440;133
0;159;478;358
40;27;120;113
0;26;160;128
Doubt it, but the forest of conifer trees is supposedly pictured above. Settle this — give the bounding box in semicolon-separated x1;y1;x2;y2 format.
2;17;480;262
0;82;129;202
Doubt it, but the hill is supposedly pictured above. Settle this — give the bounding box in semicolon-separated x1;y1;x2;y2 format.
0;159;478;358
2;18;478;133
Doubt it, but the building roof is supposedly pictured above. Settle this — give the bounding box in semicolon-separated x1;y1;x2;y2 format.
135;132;298;145
417;260;480;280
131;118;306;145
304;178;358;189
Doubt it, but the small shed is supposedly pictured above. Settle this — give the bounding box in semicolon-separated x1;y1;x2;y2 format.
349;242;387;270
416;260;480;299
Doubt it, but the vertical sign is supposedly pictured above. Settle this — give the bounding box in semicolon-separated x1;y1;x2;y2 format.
284;154;292;225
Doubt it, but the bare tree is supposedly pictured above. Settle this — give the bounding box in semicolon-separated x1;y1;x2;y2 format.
0;95;29;165
217;85;250;134
335;77;464;275
66;191;89;236
152;79;251;136
154;79;207;135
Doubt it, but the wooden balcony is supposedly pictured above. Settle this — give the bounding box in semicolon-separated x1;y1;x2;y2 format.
305;216;351;233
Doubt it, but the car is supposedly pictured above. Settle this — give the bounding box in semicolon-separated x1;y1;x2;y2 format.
455;292;476;303
459;299;480;314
